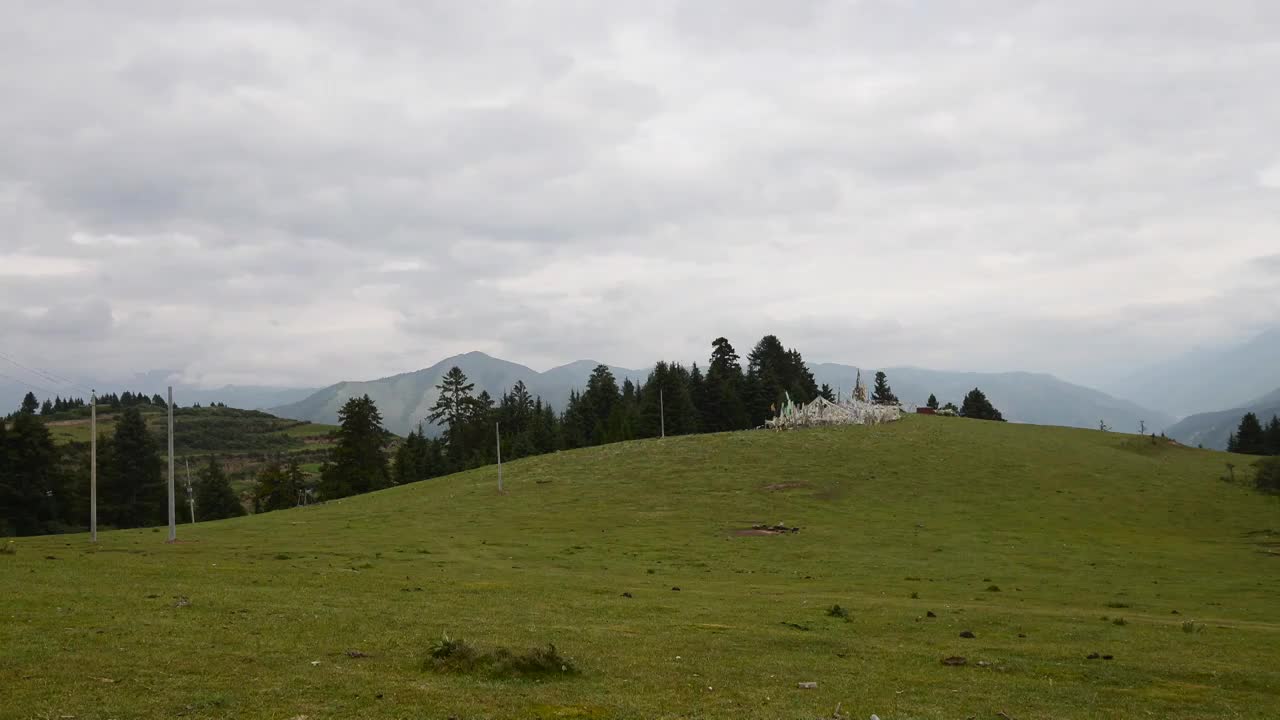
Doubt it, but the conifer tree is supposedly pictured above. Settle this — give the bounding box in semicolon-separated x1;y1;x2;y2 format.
819;384;836;402
100;406;166;528
871;371;898;405
1229;412;1267;455
195;455;245;520
927;394;939;410
960;388;1005;421
0;411;61;535
20;392;39;415
319;395;390;499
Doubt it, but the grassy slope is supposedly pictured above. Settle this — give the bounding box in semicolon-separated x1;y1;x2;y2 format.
44;407;337;452
2;417;1278;720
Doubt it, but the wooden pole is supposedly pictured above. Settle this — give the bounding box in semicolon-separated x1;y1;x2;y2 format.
90;390;97;543
495;421;503;493
167;386;176;542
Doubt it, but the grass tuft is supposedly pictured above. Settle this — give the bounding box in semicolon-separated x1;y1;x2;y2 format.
426;634;578;679
825;604;850;620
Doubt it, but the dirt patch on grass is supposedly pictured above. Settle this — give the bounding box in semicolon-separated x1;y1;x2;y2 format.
733;524;800;536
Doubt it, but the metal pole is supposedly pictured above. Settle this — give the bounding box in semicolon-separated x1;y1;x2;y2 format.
90;390;97;543
659;387;665;439
167;386;176;542
495;421;503;493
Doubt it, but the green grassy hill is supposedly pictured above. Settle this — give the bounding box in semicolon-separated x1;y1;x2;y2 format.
3;417;1278;719
45;405;339;491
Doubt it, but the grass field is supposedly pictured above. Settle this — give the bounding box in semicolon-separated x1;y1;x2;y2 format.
3;416;1278;719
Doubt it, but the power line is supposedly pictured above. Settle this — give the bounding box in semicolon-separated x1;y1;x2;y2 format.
0;368;61;397
0;350;96;396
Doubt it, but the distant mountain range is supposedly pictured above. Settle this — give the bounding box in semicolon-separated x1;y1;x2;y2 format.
5;350;1180;439
1164;387;1280;450
265;351;1174;437
269;352;646;436
1101;328;1280;419
809;364;1176;433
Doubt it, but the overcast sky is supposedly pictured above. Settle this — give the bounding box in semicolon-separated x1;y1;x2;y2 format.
2;1;1279;391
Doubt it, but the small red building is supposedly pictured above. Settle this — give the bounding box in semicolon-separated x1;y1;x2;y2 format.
916;407;937;415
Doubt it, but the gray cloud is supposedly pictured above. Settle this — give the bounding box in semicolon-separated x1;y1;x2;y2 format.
1;0;1278;392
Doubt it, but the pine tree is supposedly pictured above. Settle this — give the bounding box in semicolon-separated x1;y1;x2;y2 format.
1265;415;1280;456
19;392;39;415
100;407;166;528
39;398;53;415
960;388;1005;421
927;394;939;410
195;455;245;520
428;366;475;457
0;411;62;535
871;372;898;405
319;395;390;499
581;365;621;445
819;384;836;402
254;460;285;513
638;362;700;437
1230;412;1267;455
705;337;749;431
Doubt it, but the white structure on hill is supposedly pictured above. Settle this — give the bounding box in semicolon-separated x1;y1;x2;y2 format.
765;393;902;430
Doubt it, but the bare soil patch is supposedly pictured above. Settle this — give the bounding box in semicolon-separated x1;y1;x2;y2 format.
762;481;811;492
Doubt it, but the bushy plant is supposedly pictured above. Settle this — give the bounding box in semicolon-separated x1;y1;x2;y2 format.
1255;457;1280;494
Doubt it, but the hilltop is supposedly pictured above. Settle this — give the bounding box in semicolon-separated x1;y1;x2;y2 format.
4;416;1278;719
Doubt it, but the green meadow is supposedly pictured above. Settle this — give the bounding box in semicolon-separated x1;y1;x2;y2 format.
3;416;1278;719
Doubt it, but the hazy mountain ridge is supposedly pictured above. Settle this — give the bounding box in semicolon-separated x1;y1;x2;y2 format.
1102;328;1280;418
810;363;1176;432
270;352;647;436
268;351;1173;437
1164;387;1280;450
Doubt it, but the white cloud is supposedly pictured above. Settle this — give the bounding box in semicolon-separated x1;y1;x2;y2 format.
0;1;1278;388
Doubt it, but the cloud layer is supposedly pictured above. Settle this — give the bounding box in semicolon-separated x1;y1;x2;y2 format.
2;1;1278;389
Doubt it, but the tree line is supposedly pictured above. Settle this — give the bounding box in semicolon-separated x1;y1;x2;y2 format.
0;396;246;536
3;333;1008;533
1227;412;1280;456
313;335;1006;502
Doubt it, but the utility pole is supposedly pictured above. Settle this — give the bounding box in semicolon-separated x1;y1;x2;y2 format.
90;390;97;543
495;421;503;493
167;386;176;543
185;457;195;523
659;387;665;439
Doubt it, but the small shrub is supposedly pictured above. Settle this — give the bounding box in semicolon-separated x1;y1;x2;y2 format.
1255;457;1280;494
986;585;1001;592
273;553;291;560
425;635;577;679
1112;617;1128;626
910;591;919;599
826;604;850;620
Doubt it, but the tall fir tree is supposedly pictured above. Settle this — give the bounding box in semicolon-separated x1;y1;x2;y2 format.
927;394;939;410
1265;415;1280;456
704;337;750;432
960;388;1005;421
638;362;700;437
428;366;476;461
1228;412;1267;455
100;406;166;528
319;395;390;499
871;371;898;405
195;455;245;520
0;411;62;535
19;391;39;415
